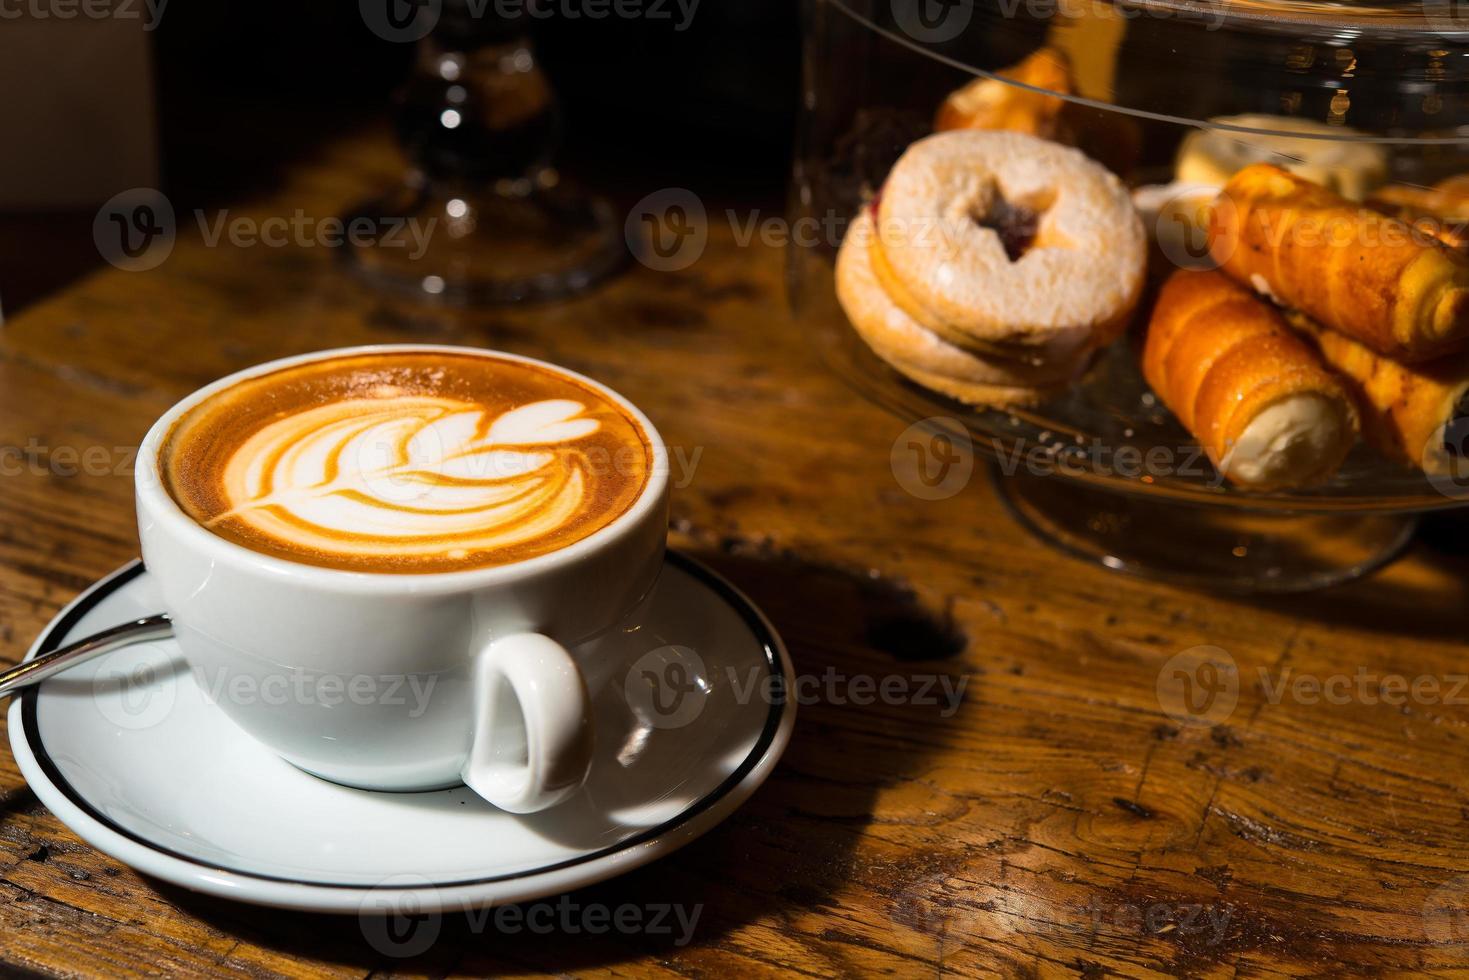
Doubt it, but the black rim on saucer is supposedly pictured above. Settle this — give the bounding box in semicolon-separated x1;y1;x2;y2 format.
19;551;790;892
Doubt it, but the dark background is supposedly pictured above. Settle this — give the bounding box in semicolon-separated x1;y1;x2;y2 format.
1;0;802;312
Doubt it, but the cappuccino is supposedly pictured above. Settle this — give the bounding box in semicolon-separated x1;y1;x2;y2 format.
160;351;651;573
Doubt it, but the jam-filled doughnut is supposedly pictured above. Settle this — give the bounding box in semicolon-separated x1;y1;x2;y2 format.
836;209;1080;405
871;130;1145;356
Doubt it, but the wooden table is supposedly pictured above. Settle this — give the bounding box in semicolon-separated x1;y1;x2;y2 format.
2;128;1469;978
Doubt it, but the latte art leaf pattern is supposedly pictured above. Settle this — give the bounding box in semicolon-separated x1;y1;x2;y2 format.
215;397;607;561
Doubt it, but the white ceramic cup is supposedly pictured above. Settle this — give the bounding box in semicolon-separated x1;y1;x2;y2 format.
135;345;669;813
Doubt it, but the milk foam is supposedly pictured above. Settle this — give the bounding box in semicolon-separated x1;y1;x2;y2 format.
214;396;604;560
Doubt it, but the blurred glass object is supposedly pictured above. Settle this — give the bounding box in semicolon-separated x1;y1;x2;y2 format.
340;1;623;305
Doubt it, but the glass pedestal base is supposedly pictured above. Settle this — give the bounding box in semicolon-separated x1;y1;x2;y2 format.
338;174;625;306
993;467;1419;594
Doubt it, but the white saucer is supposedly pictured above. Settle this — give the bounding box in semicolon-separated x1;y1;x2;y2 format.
7;552;794;914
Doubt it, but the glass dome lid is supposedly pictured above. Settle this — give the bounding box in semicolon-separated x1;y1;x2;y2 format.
829;0;1469;144
792;0;1469;590
1152;0;1464;32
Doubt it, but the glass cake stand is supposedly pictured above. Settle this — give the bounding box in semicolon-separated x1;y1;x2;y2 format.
789;0;1469;592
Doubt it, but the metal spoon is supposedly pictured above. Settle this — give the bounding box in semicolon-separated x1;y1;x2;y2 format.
0;615;173;699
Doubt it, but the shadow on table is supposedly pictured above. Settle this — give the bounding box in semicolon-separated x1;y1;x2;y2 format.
153;548;974;973
1243;510;1469;644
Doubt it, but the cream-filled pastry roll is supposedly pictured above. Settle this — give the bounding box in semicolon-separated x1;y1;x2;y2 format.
1287;311;1469;476
1144;269;1359;490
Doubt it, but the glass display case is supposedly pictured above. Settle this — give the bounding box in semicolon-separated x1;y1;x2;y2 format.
789;0;1469;591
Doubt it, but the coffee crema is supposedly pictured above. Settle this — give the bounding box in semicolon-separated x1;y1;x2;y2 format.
160;352;652;573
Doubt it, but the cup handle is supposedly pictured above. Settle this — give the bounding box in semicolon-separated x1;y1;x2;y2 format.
462;632;593;813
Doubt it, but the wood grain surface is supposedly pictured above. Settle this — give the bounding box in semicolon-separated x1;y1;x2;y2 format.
2;128;1469;978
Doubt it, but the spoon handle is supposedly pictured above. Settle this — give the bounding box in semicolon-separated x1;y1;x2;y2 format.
0;614;173;699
